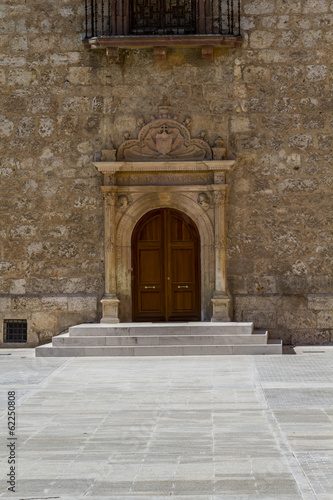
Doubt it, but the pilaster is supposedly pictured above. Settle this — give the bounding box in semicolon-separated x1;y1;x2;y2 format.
211;186;232;321
100;187;120;323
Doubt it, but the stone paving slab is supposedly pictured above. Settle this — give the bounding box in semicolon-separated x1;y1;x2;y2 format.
0;348;332;498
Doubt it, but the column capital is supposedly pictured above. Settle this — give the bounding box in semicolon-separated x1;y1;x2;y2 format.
101;188;117;205
212;189;226;207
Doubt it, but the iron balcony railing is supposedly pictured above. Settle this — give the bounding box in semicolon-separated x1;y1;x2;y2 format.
84;0;241;38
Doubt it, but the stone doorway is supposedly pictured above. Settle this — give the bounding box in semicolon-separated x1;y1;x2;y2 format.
132;208;201;322
93;105;235;323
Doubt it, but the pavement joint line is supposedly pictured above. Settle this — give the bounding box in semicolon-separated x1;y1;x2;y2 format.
0;358;71;412
248;356;317;500
0;360;73;451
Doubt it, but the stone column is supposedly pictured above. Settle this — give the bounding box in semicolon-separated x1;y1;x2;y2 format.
211;185;232;321
100;187;120;323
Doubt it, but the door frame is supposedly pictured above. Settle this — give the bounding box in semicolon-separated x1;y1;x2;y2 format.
95;160;235;323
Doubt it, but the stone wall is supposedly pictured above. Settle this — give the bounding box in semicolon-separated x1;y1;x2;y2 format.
228;0;333;344
0;0;332;345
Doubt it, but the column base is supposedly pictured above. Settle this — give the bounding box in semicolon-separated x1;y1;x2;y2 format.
211;294;232;322
100;297;120;323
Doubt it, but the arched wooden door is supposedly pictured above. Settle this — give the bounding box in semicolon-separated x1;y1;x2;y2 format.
132;208;201;322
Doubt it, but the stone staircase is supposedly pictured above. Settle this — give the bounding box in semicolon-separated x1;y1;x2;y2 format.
35;322;282;356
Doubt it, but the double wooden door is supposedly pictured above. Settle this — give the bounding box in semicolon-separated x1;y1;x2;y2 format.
132;208;201;322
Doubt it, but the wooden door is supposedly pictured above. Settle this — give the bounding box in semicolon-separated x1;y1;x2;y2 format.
132;208;200;322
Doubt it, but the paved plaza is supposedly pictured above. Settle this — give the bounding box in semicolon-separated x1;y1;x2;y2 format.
0;348;333;499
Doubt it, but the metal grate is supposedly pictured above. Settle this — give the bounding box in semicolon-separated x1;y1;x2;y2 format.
85;0;241;38
4;319;27;343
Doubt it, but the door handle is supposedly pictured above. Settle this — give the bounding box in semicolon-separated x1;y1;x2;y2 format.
144;286;156;289
177;285;189;289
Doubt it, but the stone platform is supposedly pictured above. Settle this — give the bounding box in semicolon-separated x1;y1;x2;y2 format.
35;322;282;356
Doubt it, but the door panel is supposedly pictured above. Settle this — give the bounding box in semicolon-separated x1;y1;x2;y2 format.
133;211;165;321
141;292;162;312
170;215;192;241
170;248;194;282
138;213;161;241
172;291;194;311
132;208;200;322
138;249;161;283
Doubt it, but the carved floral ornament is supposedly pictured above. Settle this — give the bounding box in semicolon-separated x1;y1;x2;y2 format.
115;105;226;162
213;191;226;206
103;191;116;205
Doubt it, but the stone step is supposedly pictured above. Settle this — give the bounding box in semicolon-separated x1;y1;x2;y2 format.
53;331;268;347
36;340;282;357
68;322;254;337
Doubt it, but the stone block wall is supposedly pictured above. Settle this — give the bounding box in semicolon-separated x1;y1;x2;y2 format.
0;0;332;345
0;295;98;346
227;0;333;344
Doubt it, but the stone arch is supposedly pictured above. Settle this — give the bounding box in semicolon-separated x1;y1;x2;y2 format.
115;192;215;322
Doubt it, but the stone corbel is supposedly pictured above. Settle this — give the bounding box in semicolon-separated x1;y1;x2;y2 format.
106;47;120;63
201;46;214;60
154;47;167;60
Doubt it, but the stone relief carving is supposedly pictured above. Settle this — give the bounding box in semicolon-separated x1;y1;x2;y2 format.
105;234;115;252
103;191;116;206
213;191;226;206
117;105;213;161
104;174;116;186
116;194;132;210
212;138;227;160
197;192;211;209
116;173;213;186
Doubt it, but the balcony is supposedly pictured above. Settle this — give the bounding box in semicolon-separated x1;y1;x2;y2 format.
84;0;242;60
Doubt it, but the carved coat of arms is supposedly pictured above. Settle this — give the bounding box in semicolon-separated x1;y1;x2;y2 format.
117;106;213;162
155;129;173;156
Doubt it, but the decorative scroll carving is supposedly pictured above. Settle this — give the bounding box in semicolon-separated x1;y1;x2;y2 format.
117;105;212;161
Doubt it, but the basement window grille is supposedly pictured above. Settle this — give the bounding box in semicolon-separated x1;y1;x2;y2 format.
4;319;27;343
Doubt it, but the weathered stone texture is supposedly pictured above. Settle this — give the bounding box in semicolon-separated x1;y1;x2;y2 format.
0;294;99;346
0;0;332;345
